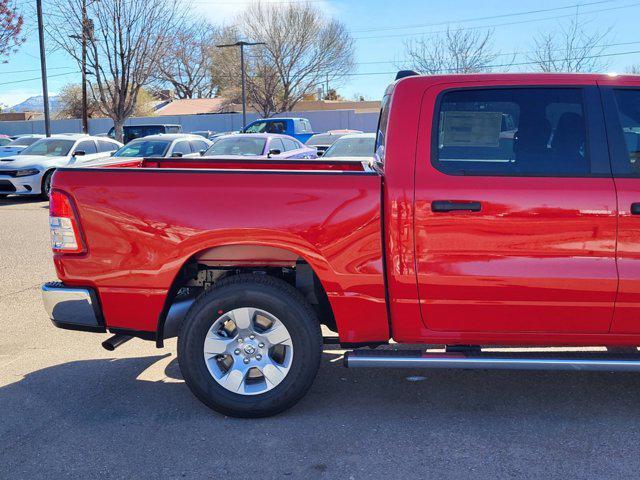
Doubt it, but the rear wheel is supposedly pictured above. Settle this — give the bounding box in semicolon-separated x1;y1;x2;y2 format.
178;274;322;418
40;170;53;200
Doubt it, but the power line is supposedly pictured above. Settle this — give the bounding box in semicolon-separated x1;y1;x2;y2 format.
354;2;640;40
0;65;73;75
352;0;618;33
191;0;325;3
0;71;76;87
346;48;640;76
355;40;640;66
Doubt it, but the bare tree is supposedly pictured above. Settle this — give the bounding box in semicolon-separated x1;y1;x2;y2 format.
237;1;355;114
46;0;184;141
56;82;154;119
529;17;612;72
403;27;499;74
0;0;23;61
56;83;101;119
154;22;217;99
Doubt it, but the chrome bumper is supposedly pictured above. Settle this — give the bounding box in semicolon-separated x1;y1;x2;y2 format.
41;282;105;332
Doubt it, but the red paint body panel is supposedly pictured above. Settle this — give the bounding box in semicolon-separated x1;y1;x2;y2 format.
610;178;640;333
50;73;640;347
51;168;388;341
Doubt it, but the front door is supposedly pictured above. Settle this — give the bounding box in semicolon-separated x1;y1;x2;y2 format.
414;82;618;333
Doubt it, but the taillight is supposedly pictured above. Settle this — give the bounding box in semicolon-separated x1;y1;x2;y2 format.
49;190;85;254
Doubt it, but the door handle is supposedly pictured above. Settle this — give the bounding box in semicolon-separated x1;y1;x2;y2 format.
431;200;482;213
631;203;640;215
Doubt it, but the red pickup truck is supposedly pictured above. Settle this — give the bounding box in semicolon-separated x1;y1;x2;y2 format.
42;73;640;417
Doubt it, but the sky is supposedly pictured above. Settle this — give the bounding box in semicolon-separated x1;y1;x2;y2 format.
2;0;640;107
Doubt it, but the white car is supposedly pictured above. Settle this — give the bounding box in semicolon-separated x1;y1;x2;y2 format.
320;132;376;160
0;134;122;199
96;134;213;166
0;135;45;158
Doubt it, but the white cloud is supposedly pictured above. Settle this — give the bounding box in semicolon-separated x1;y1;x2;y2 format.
191;0;339;25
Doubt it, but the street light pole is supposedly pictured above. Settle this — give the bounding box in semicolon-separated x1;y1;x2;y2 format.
36;0;51;137
216;41;265;129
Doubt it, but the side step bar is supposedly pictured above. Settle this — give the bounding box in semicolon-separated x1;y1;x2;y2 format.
343;349;640;372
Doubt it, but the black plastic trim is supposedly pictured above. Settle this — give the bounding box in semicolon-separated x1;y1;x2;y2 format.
51;318;106;333
109;327;156;341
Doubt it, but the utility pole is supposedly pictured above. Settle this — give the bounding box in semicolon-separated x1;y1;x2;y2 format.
216;41;265;129
36;0;51;137
71;0;95;134
80;0;88;134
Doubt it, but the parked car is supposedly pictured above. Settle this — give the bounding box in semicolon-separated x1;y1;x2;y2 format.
0;134;11;146
0;135;121;199
106;134;213;162
107;124;182;144
204;133;317;159
305;130;362;156
320;132;376;160
242;117;314;143
209;131;238;142
0;135;45;158
44;72;640;419
190;130;219;141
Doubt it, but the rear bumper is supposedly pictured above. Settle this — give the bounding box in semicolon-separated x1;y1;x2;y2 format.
41;282;106;333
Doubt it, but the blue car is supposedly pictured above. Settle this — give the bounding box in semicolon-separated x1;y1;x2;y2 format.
242;118;314;143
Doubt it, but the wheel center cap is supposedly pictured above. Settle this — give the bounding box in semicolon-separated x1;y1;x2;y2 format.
243;344;256;355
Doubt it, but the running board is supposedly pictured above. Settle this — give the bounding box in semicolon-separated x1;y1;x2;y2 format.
343;349;640;372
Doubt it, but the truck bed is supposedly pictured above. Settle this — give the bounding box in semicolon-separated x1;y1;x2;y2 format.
51;159;388;343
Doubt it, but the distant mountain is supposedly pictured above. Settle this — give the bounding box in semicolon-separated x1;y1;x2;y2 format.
8;95;60;113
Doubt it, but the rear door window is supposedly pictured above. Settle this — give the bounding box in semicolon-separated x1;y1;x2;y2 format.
282;139;299;151
270;138;286;153
190;140;209;153
609;89;640;176
76;140;97;154
172;141;192;156
97;140;119;153
433;88;592;176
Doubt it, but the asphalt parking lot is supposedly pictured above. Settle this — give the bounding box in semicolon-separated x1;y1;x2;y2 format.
2;196;640;479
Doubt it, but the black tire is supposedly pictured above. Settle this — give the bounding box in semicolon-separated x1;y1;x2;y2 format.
178;274;322;418
40;170;53;200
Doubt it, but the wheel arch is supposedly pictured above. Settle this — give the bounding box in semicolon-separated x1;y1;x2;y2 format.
156;241;338;347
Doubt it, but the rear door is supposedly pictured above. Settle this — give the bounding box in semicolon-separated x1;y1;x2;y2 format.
600;82;640;333
414;81;618;333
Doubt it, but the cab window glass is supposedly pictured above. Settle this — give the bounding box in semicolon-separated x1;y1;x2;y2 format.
434;88;589;176
612;89;640;175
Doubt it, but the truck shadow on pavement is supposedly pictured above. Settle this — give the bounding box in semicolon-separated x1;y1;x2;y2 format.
0;196;47;207
3;349;640;477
